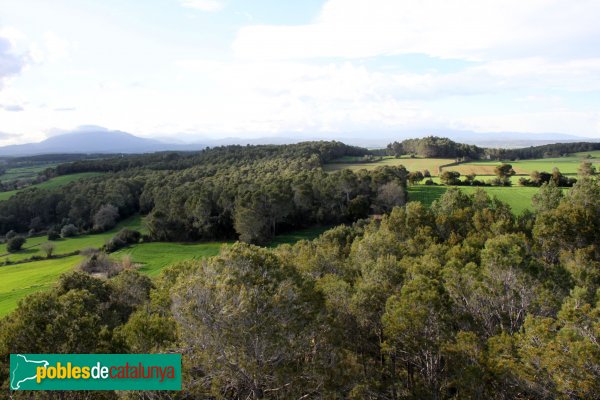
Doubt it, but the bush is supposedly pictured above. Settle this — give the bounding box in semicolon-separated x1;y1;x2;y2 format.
104;228;141;252
41;242;56;258
61;224;78;238
78;253;121;277
7;236;26;252
80;247;100;257
105;237;126;253
93;204;119;232
48;229;61;240
5;230;16;240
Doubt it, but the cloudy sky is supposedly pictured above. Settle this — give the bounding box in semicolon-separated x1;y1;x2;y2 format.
1;0;600;144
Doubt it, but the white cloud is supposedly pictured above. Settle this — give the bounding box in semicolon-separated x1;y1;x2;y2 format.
0;34;25;87
233;0;600;61
29;31;70;64
181;0;224;12
1;0;600;143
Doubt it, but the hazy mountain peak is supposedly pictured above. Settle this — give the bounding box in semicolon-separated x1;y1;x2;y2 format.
0;128;203;156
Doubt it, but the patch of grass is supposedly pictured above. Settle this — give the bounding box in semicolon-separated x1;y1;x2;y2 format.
325;156;454;175
268;226;331;247
428;175;524;185
0;255;83;316
409;183;545;214
0;215;144;263
113;242;228;277
410;184;549;215
449;154;599;177
0;164;58;182
458;186;541;215
407;185;448;207
0;219;329;317
0;172;104;201
572;150;600;159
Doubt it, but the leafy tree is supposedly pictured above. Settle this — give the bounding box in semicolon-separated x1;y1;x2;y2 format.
383;274;453;398
41;242;55;258
104;228;141;252
233;195;271;245
6;236;26;252
60;223;78;238
47;228;60;240
440;170;461;185
93;204;119;232
171;244;331;399
532;182;563;213
494;163;516;186
578;160;597;176
408;170;424;185
374;181;406;213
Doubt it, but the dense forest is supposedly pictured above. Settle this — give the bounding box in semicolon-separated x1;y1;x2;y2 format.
386;137;484;159
0;142;407;244
2;176;599;399
386;136;600;161
486;141;600;160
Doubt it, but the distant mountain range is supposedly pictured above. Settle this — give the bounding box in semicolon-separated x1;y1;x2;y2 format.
0;127;597;156
0;129;206;156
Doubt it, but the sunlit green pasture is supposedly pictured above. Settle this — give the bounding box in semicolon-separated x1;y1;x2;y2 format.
0;172;104;201
0;221;330;317
0;215;144;263
0;164;58;182
325;156;455;175
0;255;83;316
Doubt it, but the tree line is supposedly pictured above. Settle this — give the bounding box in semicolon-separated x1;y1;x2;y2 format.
0;142;406;245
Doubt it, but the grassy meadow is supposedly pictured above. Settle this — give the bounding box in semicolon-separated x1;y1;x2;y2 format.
113;242;228;277
327;151;600;179
324;156;454;175
0;215;144;263
0;164;58;182
0;255;83;316
407;185;542;214
0;220;329;316
0;172;104;201
442;151;600;177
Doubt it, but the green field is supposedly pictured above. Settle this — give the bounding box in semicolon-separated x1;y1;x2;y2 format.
268;226;332;247
0;255;83;316
325;156;454;175
0;172;104;201
408;184;543;214
327;151;599;178
0;221;329;317
445;153;599;177
0;164;58;182
0;215;144;263
458;186;542;214
114;242;228;277
407;185;448;207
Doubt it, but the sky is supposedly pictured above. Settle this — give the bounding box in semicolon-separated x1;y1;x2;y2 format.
1;0;600;144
